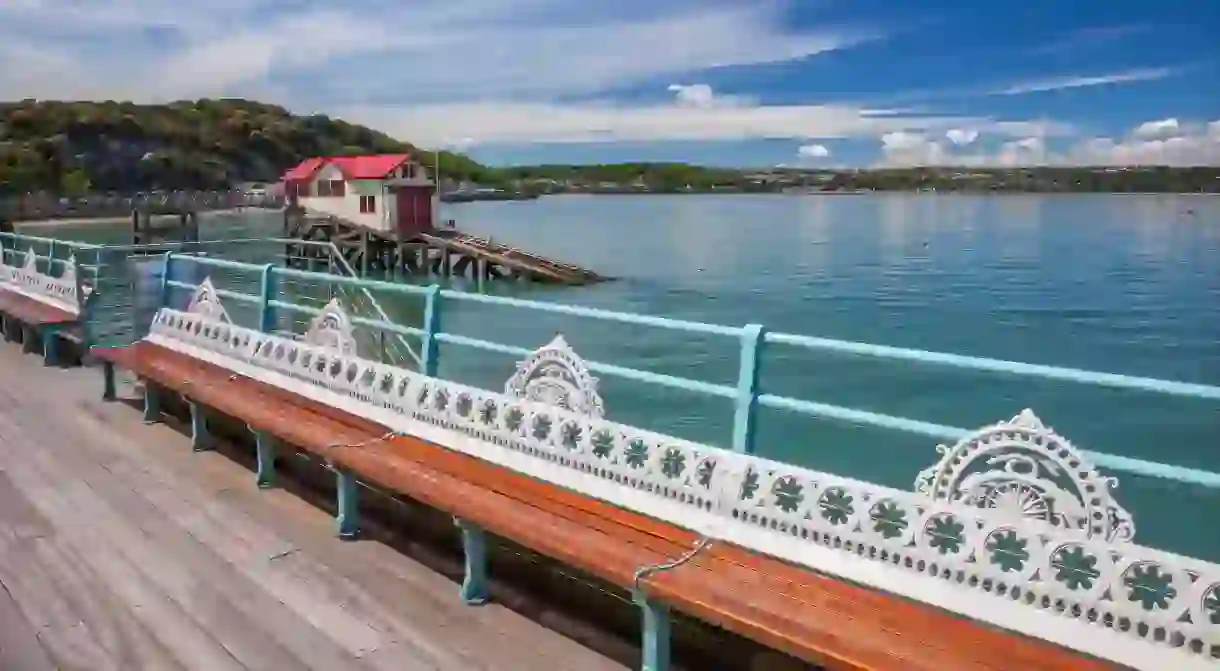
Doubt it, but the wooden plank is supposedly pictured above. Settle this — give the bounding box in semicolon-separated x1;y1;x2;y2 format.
0;576;57;671
0;388;369;671
76;375;622;671
0;344;628;671
0;408;248;671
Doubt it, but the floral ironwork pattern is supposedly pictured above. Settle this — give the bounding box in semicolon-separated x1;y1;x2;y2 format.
914;409;1136;542
303;298;357;355
140;277;1220;670
504;335;605;418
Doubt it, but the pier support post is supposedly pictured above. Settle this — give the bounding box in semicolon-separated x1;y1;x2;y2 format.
101;361;117;401
252;429;277;489
633;592;671;671
189;400;211;451
142;383;161;423
335;469;360;541
40;328;58;366
454;518;490;605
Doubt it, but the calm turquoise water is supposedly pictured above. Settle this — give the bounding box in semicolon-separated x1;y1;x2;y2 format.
30;194;1220;560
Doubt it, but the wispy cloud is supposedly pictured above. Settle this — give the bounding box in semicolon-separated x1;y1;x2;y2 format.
992;67;1178;95
1025;25;1146;55
0;0;877;103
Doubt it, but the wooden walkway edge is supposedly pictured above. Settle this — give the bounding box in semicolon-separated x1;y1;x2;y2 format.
0;345;627;671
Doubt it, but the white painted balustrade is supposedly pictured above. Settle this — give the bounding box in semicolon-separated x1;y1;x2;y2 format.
0;247;91;315
143;277;1220;671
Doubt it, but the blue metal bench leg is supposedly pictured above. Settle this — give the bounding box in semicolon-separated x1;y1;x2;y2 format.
142;383;161;423
188;400;211;451
21;325;35;354
335;469;359;541
252;429;277;489
102;361;117;401
633;592;671;671
455;518;489;605
41;329;58;366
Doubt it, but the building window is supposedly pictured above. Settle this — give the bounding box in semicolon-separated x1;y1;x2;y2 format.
359;195;377;213
330;180;346;197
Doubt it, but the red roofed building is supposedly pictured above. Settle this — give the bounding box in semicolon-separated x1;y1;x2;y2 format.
281;153;437;238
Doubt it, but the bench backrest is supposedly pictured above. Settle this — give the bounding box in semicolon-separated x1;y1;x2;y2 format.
0;247;91;316
141;277;1219;671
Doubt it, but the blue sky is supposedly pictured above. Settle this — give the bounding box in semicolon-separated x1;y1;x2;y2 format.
1;0;1217;167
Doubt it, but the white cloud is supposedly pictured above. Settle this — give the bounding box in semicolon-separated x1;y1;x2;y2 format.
1133;118;1180;139
340;98;1069;146
0;0;875;103
876;118;1220;167
993;67;1176;95
797;144;831;158
945;128;979;146
667;84;753;109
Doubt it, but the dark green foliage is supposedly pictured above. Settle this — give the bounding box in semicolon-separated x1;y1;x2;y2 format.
0;98;493;195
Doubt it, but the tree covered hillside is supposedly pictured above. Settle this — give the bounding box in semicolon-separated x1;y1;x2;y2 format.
0;99;493;195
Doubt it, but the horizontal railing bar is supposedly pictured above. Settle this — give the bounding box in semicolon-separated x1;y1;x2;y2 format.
440;290;743;337
268;300;426;338
435;333;737;399
0;232;104;249
760;393;1220;487
275;266;429;296
766;332;1220;401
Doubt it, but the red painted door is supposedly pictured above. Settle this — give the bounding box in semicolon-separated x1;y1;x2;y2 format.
395;187;434;238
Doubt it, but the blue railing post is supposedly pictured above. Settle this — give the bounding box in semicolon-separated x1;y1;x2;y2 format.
731;324;765;454
421;284;442;376
159;252;174;309
259;264;276;332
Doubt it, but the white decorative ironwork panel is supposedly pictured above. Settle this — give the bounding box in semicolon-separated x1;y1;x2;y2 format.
303;298;357;355
140;279;1220;671
504;335;605;417
0;248;89;315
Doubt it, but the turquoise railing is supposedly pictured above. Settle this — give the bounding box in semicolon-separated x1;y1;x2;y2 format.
0;232;418;360
155;252;1220;491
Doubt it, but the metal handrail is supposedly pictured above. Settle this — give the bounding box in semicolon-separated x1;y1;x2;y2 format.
155;252;1220;490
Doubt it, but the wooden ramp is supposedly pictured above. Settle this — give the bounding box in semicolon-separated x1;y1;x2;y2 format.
419;230;605;285
0;346;625;671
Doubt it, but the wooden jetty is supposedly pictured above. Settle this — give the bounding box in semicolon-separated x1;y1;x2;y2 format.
284;210;606;285
280;153;604;285
0;191;283;226
0;347;627;671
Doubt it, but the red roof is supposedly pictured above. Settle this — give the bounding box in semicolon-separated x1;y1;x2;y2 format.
280;153;412;183
328;154;412;180
281;157;326;182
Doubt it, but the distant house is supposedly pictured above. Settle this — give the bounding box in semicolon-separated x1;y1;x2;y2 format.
281;154;437;238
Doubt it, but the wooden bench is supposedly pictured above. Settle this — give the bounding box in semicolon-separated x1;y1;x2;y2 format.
0;249;91;365
92;339;1119;671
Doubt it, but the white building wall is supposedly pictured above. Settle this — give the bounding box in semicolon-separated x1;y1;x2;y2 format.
296;160;435;234
297;163;388;232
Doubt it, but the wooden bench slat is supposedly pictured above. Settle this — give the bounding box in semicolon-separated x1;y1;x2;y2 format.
97;343;1116;671
0;289;77;326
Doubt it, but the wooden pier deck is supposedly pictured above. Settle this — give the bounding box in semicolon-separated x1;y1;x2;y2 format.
0;346;626;671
